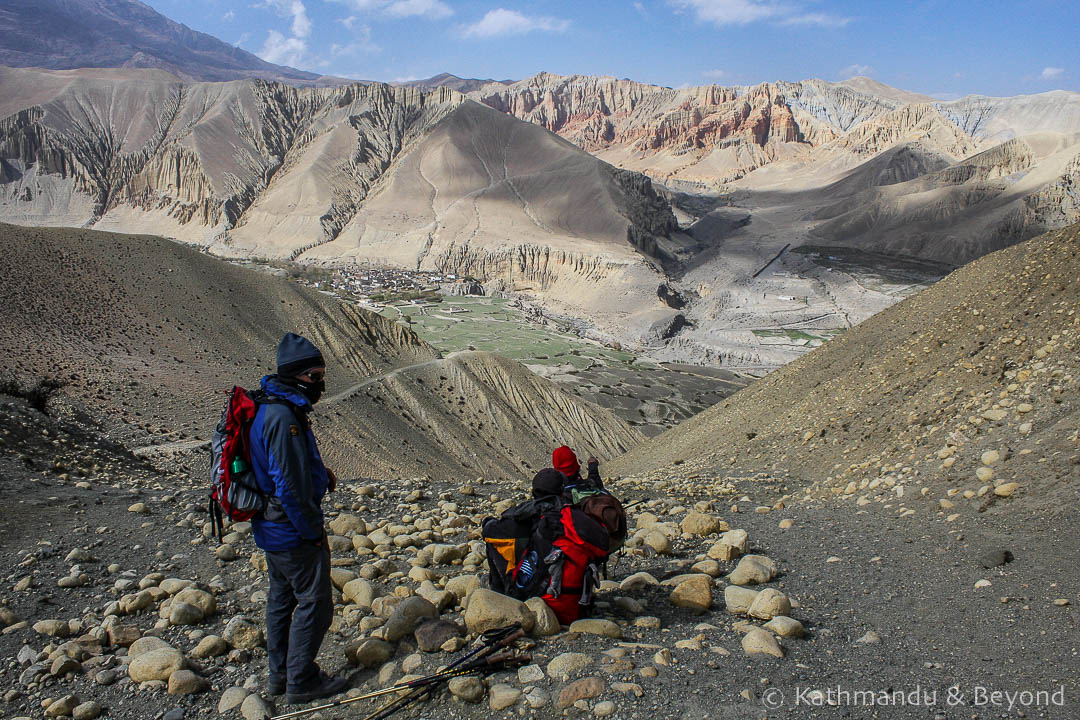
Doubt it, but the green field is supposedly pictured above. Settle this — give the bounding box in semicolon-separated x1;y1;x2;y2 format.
377;296;748;436
381;297;643;369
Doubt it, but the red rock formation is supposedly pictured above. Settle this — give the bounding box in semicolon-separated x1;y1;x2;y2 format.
472;74;913;183
474;75;816;183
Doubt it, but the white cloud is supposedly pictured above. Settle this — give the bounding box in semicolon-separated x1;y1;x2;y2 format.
330;0;387;9
331;25;380;55
633;1;647;15
669;0;848;27
223;10;235;21
385;0;452;19
1040;67;1064;80
838;63;874;79
328;0;452;19
259;29;307;66
341;15;358;29
292;3;311;37
261;0;311;38
670;0;776;24
461;8;570;38
255;1;313;67
702;69;726;79
781;11;850;27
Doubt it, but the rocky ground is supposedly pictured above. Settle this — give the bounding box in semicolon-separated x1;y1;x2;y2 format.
0;390;793;720
3;381;1076;720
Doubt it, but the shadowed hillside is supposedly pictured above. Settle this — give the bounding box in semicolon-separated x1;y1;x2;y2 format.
611;221;1079;519
0;67;684;347
0;223;643;481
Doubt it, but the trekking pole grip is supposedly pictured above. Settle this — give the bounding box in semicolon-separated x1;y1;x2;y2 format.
497;628;526;646
484;651;531;667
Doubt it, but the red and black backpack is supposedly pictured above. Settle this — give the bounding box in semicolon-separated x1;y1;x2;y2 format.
208;386;267;541
482;499;610;623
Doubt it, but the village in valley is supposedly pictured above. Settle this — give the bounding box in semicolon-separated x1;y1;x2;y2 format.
328;266;476;307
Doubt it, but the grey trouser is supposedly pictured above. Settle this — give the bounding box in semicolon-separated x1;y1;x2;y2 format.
265;540;332;689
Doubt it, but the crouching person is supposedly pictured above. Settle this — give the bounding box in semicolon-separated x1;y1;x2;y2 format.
250;333;348;704
482;469;566;595
482;468;610;625
552;445;605;504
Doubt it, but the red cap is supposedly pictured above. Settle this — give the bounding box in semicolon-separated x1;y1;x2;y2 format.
552;445;580;477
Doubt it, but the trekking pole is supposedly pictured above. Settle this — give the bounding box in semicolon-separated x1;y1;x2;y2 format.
266;625;524;720
360;652;532;720
622;499;646;510
266;650;524;720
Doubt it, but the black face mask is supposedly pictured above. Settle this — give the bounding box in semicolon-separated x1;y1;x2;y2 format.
295;379;325;405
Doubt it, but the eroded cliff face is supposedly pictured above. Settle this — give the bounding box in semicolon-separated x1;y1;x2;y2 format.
824;103;978;160
471;74;909;184
0;71;464;247
475;74;806;152
0;69;678;262
998;153;1080;241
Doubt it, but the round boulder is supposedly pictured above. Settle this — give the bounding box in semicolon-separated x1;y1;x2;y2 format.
726;555;777;585
680;511;721;536
383;596;438;642
670;575;712;612
129;647;186;682
463;589;534;634
748;588;791;621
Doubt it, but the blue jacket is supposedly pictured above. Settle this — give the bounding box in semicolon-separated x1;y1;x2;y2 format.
249;375;329;551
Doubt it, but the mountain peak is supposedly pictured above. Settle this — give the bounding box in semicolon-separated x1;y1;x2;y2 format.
835;75;935;104
398;73;514;93
0;0;334;85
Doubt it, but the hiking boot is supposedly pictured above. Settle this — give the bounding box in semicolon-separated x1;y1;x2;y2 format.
286;670;349;704
267;676;285;697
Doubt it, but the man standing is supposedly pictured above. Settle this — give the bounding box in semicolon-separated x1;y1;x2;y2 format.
249;333;347;704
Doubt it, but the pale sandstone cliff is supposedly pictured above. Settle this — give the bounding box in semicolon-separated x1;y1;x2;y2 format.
0;67;684;346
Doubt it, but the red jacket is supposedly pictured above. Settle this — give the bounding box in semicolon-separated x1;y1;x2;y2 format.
542;506;608;624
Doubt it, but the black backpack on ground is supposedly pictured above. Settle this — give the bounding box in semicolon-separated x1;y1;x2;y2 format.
481;497;564;599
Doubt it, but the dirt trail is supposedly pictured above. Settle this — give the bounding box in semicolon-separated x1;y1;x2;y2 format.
324;352;465;404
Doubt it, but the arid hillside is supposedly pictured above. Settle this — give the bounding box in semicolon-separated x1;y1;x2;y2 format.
474;73;1080;267
611;221;1079;520
2;67;1077;367
0;223;643;481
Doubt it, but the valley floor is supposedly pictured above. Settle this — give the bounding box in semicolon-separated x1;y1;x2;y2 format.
651;188;951;371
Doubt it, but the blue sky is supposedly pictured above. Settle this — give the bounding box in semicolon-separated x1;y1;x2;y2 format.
145;0;1078;97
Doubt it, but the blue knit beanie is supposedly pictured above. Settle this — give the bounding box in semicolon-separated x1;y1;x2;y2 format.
276;333;325;377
